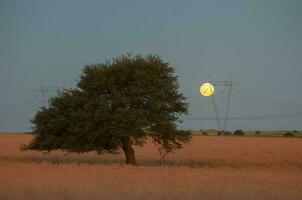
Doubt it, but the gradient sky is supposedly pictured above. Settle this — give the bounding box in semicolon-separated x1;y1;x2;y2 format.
1;0;302;132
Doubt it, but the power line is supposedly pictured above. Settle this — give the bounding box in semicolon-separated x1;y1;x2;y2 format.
237;91;302;106
0;98;35;113
0;83;60;121
0;100;41;116
232;95;302;111
183;112;302;121
0;104;41;119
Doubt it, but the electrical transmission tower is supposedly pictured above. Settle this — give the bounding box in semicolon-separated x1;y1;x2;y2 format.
207;76;242;132
30;81;63;105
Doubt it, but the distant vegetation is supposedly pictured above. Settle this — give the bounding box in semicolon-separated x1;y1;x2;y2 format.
284;132;294;138
189;129;302;138
234;130;245;136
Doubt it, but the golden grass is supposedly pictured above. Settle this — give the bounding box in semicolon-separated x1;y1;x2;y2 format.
1;133;302;200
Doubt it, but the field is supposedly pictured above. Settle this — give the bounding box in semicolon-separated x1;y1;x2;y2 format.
1;133;302;200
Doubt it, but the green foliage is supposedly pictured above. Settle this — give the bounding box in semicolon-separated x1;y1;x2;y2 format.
284;132;294;138
25;54;190;163
202;131;208;136
234;130;245;136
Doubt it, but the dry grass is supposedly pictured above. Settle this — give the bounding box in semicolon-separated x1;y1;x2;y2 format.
1;133;302;200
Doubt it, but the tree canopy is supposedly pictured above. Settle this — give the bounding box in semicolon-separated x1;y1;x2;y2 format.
25;54;191;165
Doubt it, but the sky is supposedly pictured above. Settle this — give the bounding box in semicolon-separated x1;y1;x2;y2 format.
0;0;302;132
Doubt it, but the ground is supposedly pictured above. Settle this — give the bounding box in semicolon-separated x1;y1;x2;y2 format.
0;133;302;200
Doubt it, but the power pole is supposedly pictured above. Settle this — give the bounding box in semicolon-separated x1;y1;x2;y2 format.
31;81;62;105
208;75;221;130
208;78;242;133
223;77;233;132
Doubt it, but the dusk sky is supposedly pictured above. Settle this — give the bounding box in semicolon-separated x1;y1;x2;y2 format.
1;0;302;132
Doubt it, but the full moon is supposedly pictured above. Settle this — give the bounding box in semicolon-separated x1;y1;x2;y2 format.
200;82;215;96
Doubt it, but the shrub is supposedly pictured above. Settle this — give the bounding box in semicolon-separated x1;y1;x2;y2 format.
234;129;245;136
284;132;294;137
255;131;261;136
202;131;208;136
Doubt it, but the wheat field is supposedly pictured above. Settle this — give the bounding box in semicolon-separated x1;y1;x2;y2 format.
0;133;302;200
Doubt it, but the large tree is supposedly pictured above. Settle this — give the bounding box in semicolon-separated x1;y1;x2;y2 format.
25;55;190;165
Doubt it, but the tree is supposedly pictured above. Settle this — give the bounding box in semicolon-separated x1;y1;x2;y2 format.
25;54;191;165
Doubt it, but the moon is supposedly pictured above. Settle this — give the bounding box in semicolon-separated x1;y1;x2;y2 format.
200;83;215;96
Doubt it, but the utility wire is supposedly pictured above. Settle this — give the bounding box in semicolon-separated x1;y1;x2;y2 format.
0;98;36;113
232;95;302;111
0;100;42;117
237;91;302;106
0;104;41;119
183;111;302;120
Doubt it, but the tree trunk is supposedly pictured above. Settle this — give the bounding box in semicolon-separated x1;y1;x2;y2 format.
121;138;137;166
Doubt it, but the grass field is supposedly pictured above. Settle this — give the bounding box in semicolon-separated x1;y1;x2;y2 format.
1;133;302;200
